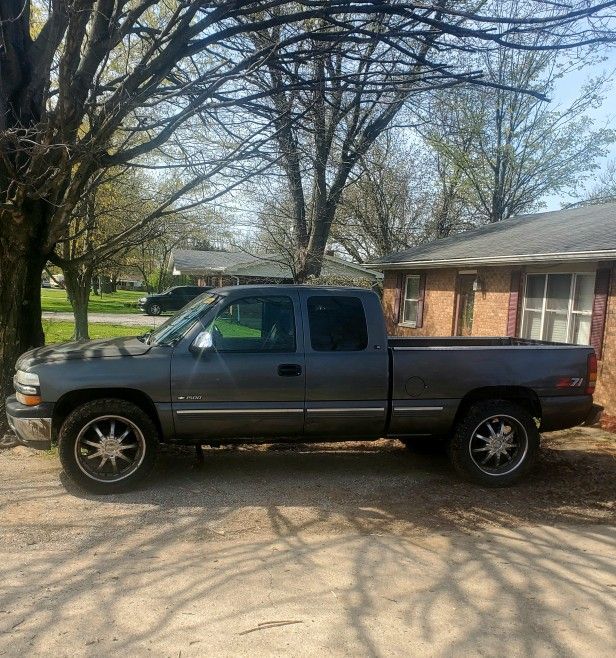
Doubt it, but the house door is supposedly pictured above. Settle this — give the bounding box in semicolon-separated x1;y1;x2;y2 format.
454;274;476;336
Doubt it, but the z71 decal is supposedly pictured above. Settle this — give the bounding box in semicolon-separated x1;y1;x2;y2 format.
556;377;584;388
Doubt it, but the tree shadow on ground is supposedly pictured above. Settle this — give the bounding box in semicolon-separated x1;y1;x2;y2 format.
0;436;614;655
61;437;616;532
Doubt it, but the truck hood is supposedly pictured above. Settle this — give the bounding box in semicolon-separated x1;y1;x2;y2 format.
16;337;152;369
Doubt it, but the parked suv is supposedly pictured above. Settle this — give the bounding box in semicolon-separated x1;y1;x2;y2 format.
138;285;211;315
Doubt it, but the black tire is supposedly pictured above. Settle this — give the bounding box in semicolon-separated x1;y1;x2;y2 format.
145;302;162;316
58;398;159;494
450;400;539;487
400;436;447;454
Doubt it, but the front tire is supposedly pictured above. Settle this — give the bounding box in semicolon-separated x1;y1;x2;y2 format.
58;399;159;494
450;400;539;487
145;302;162;316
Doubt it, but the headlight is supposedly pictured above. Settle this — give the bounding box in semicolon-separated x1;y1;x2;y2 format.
14;370;42;405
138;297;147;303
16;371;39;387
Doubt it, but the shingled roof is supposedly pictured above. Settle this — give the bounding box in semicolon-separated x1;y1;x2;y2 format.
368;203;616;269
171;249;382;281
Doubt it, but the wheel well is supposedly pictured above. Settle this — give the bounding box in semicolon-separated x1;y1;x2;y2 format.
52;388;162;438
454;387;541;425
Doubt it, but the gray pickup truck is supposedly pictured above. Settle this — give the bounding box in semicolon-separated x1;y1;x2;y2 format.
6;285;600;493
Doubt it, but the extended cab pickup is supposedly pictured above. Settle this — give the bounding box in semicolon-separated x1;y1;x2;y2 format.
6;285;601;493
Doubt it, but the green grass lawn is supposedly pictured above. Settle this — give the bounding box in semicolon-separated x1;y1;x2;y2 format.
41;288;144;314
214;318;261;337
43;320;152;344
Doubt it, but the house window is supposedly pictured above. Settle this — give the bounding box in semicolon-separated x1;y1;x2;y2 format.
401;274;421;326
520;273;595;344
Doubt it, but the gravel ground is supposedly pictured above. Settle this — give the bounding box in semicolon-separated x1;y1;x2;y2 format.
0;429;614;656
41;311;166;327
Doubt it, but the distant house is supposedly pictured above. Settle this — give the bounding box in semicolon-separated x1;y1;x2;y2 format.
368;203;616;416
170;249;382;286
116;273;146;290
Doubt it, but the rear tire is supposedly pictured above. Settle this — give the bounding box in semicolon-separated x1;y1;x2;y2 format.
58;398;159;494
450;400;539;487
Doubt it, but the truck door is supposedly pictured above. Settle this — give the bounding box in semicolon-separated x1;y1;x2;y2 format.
171;292;305;440
301;291;389;439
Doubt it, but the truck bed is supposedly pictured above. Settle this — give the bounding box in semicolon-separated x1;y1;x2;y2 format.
386;335;595;437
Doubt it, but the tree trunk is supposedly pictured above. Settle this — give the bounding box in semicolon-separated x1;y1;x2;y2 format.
295;249;322;283
23;254;47;348
295;207;336;283
63;266;93;340
0;242;46;435
156;250;171;293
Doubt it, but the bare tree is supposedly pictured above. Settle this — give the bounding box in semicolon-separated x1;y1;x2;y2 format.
235;2;616;280
423;42;615;223
125;209;226;294
49;168;161;339
584;159;616;205
331;137;436;262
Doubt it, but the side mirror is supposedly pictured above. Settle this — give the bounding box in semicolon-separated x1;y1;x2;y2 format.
190;330;213;353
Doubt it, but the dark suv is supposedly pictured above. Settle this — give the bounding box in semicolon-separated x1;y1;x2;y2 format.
138;285;211;315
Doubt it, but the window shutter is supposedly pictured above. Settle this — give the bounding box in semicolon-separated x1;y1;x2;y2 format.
393;272;404;323
506;271;522;337
590;267;611;359
416;273;427;328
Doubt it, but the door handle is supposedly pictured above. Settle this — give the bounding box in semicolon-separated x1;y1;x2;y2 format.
278;364;302;377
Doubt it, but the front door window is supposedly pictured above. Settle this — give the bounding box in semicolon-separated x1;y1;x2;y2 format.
207;295;296;352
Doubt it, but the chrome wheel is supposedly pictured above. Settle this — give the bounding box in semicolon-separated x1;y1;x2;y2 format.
468;414;528;477
74;415;146;483
148;303;162;316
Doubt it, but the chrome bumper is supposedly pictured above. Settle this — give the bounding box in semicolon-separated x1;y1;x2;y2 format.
6;413;52;450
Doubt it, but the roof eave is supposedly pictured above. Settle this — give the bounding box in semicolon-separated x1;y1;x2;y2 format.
366;250;616;270
322;254;383;277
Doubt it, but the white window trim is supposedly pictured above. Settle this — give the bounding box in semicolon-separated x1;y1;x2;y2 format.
400;274;421;328
520;272;594;344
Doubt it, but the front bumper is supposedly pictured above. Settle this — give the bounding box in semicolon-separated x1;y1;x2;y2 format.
5;395;54;450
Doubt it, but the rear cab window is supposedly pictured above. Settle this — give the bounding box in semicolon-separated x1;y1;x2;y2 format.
307;295;368;351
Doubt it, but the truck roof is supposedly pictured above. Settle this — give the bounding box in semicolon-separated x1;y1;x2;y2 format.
210;284;377;295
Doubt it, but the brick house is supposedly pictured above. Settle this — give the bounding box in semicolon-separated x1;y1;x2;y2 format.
368;203;616;416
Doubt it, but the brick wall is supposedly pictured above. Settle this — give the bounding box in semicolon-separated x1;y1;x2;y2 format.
471;267;514;336
592;263;616;415
383;267;513;336
382;268;457;335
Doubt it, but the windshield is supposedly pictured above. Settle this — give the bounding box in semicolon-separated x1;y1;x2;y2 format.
146;293;221;346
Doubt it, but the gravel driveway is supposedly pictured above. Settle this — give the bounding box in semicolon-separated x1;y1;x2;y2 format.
1;429;614;656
